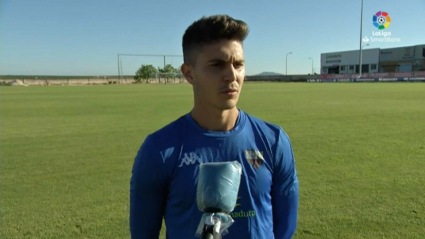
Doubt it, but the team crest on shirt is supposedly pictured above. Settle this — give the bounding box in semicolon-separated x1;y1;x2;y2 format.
244;150;264;169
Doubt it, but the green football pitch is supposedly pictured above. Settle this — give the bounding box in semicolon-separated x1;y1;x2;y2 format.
1;82;424;238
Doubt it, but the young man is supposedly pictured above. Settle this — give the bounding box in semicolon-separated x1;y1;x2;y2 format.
130;15;299;239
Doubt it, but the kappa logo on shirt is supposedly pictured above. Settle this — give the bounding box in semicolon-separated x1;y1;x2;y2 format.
178;152;202;167
244;150;264;169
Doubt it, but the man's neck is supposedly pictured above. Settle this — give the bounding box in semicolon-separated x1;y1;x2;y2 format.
190;107;239;132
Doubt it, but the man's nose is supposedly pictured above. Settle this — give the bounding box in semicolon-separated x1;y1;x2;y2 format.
223;64;237;82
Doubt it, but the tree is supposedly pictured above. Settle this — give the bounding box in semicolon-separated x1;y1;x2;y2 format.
134;64;158;83
158;64;181;79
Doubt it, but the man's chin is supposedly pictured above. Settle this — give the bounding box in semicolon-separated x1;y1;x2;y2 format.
219;101;238;110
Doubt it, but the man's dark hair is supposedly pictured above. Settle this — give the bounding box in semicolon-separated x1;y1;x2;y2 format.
182;15;249;64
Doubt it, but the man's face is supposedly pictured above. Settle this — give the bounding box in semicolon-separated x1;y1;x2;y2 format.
183;39;245;111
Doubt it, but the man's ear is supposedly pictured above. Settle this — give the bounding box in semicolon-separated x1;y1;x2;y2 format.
181;63;195;85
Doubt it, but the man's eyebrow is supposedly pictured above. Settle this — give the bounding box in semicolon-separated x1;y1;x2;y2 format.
207;59;245;63
207;59;226;63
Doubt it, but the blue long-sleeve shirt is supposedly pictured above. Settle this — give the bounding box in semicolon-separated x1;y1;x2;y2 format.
130;110;299;238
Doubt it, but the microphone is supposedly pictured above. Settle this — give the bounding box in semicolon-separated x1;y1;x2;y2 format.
195;161;242;238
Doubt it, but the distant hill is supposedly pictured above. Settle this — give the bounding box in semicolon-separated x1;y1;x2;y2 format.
253;71;283;76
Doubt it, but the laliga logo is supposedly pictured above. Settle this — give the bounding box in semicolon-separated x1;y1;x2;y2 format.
365;11;400;43
373;11;391;29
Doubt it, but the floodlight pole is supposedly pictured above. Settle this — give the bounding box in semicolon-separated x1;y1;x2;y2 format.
120;58;124;83
286;52;292;75
309;57;313;74
359;0;364;78
117;54;120;80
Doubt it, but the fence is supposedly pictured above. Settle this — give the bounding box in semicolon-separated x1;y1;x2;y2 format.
311;71;425;83
0;76;187;86
2;71;424;86
320;71;425;79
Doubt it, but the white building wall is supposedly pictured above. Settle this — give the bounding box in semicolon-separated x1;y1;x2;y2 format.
414;45;425;59
379;46;415;61
321;48;380;74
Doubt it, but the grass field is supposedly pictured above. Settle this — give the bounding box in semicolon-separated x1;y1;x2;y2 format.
1;82;424;238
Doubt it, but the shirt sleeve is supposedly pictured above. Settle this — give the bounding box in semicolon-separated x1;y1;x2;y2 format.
271;129;299;239
130;135;168;239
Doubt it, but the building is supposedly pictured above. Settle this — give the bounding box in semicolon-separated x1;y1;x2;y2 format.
321;44;425;75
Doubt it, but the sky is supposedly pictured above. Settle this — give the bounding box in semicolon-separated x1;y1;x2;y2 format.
1;0;424;76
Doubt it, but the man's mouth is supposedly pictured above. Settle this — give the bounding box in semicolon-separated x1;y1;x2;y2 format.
222;89;238;95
